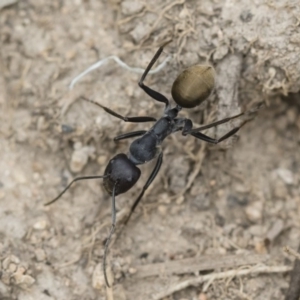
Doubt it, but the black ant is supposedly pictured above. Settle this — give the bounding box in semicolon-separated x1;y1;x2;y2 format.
45;41;249;287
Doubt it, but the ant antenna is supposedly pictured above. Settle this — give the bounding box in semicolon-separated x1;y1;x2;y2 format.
103;181;117;287
44;175;107;206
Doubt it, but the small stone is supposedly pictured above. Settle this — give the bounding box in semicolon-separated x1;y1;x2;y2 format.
65;50;77;60
240;10;253;22
234;183;250;193
125;85;134;97
158;193;171;204
191;193;211;211
176;195;185;205
33;219;47;230
37;116;48;131
32;162;44;173
199;293;208;300
245;201;263;222
276;168;294;185
8;263;17;273
16;265;26;275
158;205;167;216
128;267;137;274
273;180;288;199
97;155;107;166
61;124;74;133
265;219;284;243
286;107;297;124
180;52;199;67
13;273;35;288
213;44;229;61
210;180;216;186
255;240;267;254
130;23;151;43
121;0;144;15
217;189;225;197
179;6;190;19
13;169;27;184
70;146;95;173
2;255;20;269
34;248;46;262
0;0;18;9
92;263;105;289
249;225;266;237
227;194;248;207
1;272;10;285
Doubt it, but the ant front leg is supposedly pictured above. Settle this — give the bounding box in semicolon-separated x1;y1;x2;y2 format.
103;182;117;288
139;41;172;109
123;151;164;225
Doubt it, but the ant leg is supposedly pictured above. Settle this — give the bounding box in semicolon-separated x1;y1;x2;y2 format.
189;120;249;144
44;175;106;206
138;41;172;108
190;103;264;133
190;112;244;133
81;97;156;123
124;152;163;225
114;130;147;141
103;182;117;287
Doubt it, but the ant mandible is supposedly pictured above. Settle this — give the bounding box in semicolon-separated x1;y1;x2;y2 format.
45;41;248;287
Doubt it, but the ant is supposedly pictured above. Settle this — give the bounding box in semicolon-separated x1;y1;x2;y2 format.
45;41;249;287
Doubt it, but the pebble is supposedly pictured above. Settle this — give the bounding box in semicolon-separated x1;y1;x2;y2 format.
8;263;17;273
33;219;48;230
245;201;263;222
35;248;46;261
1;272;10;285
213;44;229;61
158;205;167;216
248;225;266;237
37;116;48;131
92;263;105;289
13;169;27;184
276;168;294;185
210;179;216;187
199;293;208;300
286;107;297;124
0;0;18;9
13;273;35;288
180;52;199;67
15;129;29;143
265;219;284;243
255;240;267;254
121;0;144;15
70;146;95;173
176;195;185;205
130;22;151;43
2;255;20;269
128;267;137;274
97;155;107;166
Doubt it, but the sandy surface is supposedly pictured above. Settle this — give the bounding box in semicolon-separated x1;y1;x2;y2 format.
1;1;300;299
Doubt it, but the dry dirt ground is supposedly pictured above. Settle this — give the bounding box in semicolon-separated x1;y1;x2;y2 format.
1;1;300;300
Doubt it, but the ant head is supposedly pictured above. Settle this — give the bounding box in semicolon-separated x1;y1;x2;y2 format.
103;153;141;196
171;65;215;108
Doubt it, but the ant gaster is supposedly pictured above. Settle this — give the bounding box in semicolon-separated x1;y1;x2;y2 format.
45;41;248;287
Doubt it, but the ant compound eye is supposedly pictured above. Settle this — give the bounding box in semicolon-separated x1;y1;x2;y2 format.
171;65;215;108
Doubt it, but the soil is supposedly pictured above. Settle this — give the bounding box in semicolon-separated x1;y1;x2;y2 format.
1;1;300;300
